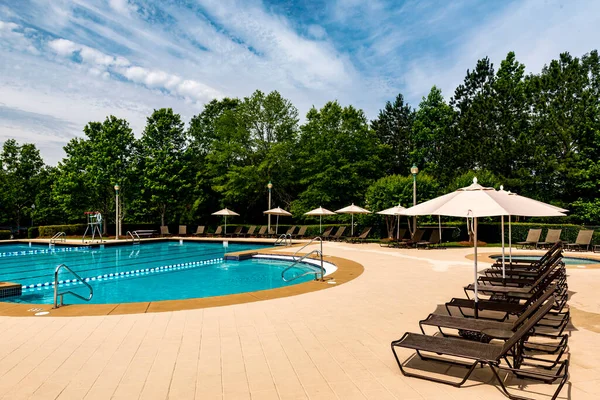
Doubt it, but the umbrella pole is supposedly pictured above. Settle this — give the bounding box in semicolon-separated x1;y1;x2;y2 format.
438;215;442;246
397;215;400;240
474;217;479;319
224;216;227;236
276;215;279;235
320;215;322;233
351;214;354;236
509;216;512;263
501;215;505;280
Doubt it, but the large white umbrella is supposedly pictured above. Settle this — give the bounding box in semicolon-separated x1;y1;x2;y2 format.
336;203;372;236
402;177;565;317
211;208;240;235
264;207;292;234
304;206;336;232
497;187;568;271
377;205;406;239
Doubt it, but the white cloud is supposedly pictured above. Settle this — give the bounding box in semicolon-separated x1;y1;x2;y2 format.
0;20;39;54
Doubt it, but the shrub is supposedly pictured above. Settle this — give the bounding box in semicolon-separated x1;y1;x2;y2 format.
0;230;11;240
28;226;39;239
38;224;87;237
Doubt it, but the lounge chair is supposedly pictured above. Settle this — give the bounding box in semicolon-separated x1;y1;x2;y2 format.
330;226;346;241
292;226;308;239
480;249;564;283
212;226;223;237
178;225;187;236
391;297;569;400
285;226;297;236
380;229;407;247
160;226;172;237
538;229;562;249
405;228;425;248
320;227;334;240
227;226;243;237
192;226;206;236
517;228;542;249
487;242;562;273
244;225;257;237
347;227;371;243
565;229;594;251
256;226;267;237
416;229;441;249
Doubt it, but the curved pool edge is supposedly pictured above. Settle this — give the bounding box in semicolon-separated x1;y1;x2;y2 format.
466;251;600;269
0;252;364;317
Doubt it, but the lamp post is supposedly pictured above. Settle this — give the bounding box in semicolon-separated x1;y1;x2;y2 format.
410;164;419;238
31;204;35;227
114;184;120;240
267;181;273;233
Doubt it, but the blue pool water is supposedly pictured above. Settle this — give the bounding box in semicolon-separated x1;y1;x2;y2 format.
1;242;318;304
492;255;600;265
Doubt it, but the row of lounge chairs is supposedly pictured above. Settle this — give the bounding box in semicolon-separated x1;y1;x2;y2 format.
518;228;595;251
162;225;373;242
391;242;570;399
380;228;443;249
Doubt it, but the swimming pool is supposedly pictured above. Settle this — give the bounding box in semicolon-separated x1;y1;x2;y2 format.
491;255;600;266
1;241;323;304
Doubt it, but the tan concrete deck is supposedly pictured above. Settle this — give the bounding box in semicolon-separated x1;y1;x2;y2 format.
0;243;598;399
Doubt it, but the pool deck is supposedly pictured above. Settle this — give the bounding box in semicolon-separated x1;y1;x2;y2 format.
0;242;598;399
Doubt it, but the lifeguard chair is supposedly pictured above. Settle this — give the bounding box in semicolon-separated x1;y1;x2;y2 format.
82;211;103;243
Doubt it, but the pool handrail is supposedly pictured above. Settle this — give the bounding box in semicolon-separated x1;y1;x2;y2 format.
282;237;324;282
275;233;292;246
53;263;94;308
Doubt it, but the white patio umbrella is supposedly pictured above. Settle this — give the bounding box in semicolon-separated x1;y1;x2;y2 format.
304;206;336;232
402;177;565;318
497;186;568;271
336;203;372;236
377;204;406;239
211;208;240;235
263;207;292;234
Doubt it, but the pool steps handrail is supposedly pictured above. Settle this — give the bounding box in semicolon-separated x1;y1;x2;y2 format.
274;233;292;246
50;231;66;245
53;264;94;308
126;230;141;245
282;237;324;282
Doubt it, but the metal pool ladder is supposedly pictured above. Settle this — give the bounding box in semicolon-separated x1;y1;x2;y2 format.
281;237;324;282
50;231;66;247
274;233;292;246
126;230;140;245
53;264;93;308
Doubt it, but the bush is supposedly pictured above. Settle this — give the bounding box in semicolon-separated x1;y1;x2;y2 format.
38;224;87;237
0;230;12;240
28;226;39;239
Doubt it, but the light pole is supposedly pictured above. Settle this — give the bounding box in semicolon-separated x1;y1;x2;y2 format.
267;181;273;233
31;204;35;227
410;164;419;238
114;184;120;240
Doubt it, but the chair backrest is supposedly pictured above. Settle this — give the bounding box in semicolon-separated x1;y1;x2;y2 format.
160;226;170;234
334;226;346;238
233;226;242;234
529;253;564;290
296;226;307;236
247;226;256;235
195;226;205;234
257;226;266;235
511;285;557;331
500;296;556;358
359;227;371;239
412;229;425;242
575;229;594;245
396;228;406;240
214;226;223;234
544;229;562;243
428;229;440;244
286;226;296;235
321;227;334;237
179;225;186;235
525;228;542;243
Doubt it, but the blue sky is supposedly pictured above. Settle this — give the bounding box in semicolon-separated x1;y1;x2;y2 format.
1;0;599;164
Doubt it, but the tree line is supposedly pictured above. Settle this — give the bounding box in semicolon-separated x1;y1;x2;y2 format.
1;50;599;232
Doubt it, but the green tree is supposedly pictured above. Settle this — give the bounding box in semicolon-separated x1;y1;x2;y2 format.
54;116;136;231
139;108;190;226
0;139;44;228
371;93;414;175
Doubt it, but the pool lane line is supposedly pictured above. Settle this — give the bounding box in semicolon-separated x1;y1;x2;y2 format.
0;246;91;258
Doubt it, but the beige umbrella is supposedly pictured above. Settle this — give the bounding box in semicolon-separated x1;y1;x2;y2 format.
377;205;406;239
263;207;292;234
211;208;240;235
304;206;336;232
335;203;372;236
402;177;565;317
